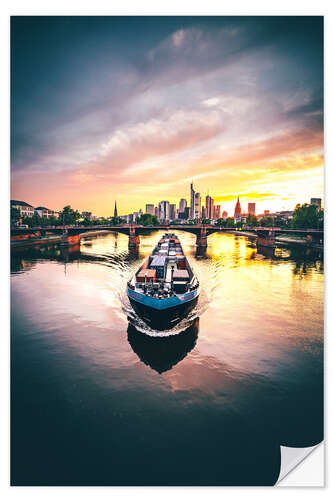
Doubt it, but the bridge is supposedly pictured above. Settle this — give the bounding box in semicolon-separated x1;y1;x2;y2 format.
11;224;323;248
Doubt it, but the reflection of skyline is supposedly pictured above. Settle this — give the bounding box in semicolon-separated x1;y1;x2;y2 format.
11;229;323;485
11;231;324;276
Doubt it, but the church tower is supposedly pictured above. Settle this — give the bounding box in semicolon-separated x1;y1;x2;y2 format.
234;196;241;219
114;201;118;218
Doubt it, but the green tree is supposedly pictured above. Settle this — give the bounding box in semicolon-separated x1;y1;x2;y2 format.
11;207;21;225
136;213;159;226
226;217;235;228
58;205;80;225
291;204;324;229
274;215;289;228
260;216;274;227
246;216;258;227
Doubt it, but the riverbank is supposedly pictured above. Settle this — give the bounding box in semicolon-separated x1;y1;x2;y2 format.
11;235;63;249
231;230;323;249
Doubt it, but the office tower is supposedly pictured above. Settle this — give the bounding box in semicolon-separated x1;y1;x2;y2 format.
158;201;170;222
190;182;195;219
194;192;201;219
202;206;207;219
145;204;155;215
179;198;187;214
248;203;256;217
205;195;214;219
214;204;221;219
170;204;176;221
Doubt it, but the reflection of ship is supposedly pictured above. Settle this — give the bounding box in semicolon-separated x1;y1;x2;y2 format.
127;318;199;373
127;234;200;330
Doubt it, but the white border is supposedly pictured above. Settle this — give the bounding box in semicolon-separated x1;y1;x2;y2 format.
1;1;331;497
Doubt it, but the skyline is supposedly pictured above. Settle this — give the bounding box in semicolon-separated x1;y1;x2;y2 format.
11;16;324;216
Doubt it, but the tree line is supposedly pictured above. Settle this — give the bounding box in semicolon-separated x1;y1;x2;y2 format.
11;203;324;230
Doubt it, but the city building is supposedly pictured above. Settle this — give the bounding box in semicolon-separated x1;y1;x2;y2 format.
179;198;187;215
234;196;241;221
158;201;170;222
248;203;256;217
154;206;158;218
114;201;118;218
222;210;228;220
190;182;195;219
205;195;214;219
169;204;176;221
264;210;270;215
145;204;155;215
194;192;201;219
35;206;56;218
214;205;221;220
201;206;207;219
311;198;322;209
11;200;35;218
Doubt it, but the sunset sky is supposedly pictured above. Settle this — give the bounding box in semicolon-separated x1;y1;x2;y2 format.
11;16;324;216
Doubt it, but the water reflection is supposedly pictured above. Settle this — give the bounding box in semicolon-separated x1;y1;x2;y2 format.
11;231;324;485
127;318;199;373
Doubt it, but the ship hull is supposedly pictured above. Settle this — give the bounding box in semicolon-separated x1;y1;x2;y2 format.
128;287;199;330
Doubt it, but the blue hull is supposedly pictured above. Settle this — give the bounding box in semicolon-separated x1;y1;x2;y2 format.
127;287;199;330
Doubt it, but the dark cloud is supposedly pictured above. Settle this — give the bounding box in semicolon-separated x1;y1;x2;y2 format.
11;16;323;173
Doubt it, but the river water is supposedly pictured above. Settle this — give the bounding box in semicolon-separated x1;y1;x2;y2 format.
11;231;324;485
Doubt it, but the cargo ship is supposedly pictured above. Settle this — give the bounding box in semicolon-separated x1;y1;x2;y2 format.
127;234;200;330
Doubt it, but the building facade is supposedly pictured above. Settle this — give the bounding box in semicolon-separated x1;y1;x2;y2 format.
190;182;195;219
179;198;187;215
11;200;35;218
169;204;176;221
248;203;256;217
145;204;155;215
205;195;214;219
158;201;170;222
213;204;221;220
35;206;56;218
310;198;322;209
194;192;201;220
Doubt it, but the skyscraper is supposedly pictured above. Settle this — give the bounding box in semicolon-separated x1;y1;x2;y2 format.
179;198;187;214
205;195;214;219
248;203;256;217
234;196;241;220
158;201;170;222
145;204;155;215
194;192;201;219
114;201;118;218
190;182;195;219
170;204;176;221
214;204;221;219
